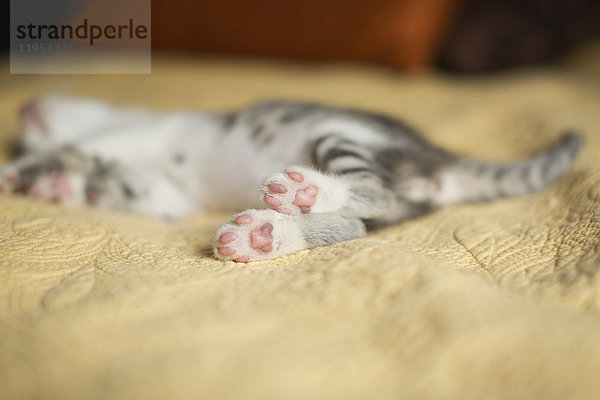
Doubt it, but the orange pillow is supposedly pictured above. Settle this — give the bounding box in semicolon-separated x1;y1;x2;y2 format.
152;0;462;70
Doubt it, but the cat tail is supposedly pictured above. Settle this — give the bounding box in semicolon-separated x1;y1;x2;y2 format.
433;132;583;206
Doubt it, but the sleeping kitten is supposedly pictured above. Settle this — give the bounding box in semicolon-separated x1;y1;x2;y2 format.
0;95;582;262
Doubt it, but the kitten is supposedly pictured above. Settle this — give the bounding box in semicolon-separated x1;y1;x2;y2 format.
0;95;582;262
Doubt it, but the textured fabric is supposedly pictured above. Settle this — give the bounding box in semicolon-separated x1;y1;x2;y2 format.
1;46;600;399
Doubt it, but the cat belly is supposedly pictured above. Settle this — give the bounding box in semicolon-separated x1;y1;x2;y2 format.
197;140;308;212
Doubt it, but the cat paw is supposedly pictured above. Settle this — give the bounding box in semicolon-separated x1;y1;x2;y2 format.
260;167;328;215
0;157;84;206
0;165;19;192
213;209;306;262
260;166;349;215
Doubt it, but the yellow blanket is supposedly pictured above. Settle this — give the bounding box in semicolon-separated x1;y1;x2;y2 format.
1;46;600;399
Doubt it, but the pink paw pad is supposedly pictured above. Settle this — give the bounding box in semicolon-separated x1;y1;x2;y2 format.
288;171;304;182
294;186;318;213
269;183;287;194
235;214;253;224
250;223;274;252
4;172;18;187
264;194;282;207
219;231;237;244
51;175;72;200
218;246;236;257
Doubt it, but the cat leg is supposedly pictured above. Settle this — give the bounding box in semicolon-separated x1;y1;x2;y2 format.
213;209;366;262
0;149;92;206
260;135;396;218
0;149;196;219
18;95;121;154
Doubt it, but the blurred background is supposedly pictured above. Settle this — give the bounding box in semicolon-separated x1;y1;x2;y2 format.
150;0;600;73
2;0;600;74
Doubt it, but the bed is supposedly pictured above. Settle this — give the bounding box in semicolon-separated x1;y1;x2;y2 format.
1;45;599;399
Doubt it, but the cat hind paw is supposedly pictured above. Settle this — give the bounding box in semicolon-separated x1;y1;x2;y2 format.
213;209;306;262
259;166;329;215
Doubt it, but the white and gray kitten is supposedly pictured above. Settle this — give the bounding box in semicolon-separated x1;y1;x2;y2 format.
0;95;582;262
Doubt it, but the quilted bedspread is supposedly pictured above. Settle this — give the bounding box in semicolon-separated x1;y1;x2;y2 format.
1;45;600;399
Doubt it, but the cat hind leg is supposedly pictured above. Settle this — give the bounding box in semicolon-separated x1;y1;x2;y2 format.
213;209;366;262
0;150;90;206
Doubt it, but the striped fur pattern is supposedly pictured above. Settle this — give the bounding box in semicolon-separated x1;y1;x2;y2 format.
0;96;582;262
